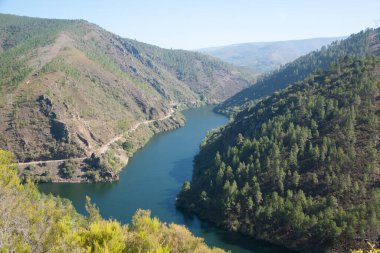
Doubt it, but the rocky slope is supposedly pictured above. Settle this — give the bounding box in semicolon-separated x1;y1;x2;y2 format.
0;13;253;182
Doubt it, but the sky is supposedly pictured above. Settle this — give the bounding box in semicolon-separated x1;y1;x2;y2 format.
0;0;379;50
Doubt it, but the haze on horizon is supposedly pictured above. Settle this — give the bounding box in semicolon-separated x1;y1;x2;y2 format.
0;0;379;50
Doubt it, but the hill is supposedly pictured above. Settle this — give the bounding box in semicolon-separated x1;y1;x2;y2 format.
0;13;253;182
198;37;343;73
177;35;380;251
216;29;376;115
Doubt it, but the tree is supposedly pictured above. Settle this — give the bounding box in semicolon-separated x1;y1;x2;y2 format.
60;159;76;178
177;55;380;252
292;171;300;187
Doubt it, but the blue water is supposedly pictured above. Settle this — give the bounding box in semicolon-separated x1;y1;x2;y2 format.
39;106;293;253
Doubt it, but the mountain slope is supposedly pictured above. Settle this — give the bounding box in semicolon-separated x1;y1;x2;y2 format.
177;44;380;251
199;37;344;73
216;29;375;115
0;13;252;182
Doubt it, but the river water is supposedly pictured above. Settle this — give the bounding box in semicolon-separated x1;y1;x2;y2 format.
39;106;293;253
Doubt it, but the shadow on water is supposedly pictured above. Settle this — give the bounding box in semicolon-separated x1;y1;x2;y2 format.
156;188;179;217
178;210;296;253
169;157;194;183
38;182;118;214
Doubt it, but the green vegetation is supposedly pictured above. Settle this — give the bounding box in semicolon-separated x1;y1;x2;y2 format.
40;57;81;78
60;159;77;178
122;140;134;152
82;153;111;182
0;13;251;181
0;149;225;252
102;150;121;173
177;57;380;252
0;14;72;94
352;242;380;253
216;29;374;115
199;37;343;73
124;38;254;102
20;165;53;183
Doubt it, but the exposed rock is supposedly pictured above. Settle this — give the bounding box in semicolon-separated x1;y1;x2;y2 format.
38;95;69;142
146;78;168;98
38;95;54;117
50;120;69;141
76;133;89;147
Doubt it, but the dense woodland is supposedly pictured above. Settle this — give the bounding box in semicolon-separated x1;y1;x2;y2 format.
216;29;374;115
177;56;380;252
1;12;380;253
0;149;225;253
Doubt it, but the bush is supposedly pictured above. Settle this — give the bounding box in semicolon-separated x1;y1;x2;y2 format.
0;149;225;252
122;141;134;151
59;159;76;178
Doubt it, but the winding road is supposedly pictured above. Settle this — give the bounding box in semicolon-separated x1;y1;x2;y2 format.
17;108;174;166
98;108;174;155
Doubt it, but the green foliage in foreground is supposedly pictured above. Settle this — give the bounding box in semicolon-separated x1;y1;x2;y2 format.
352;242;380;253
0;149;225;253
177;57;380;252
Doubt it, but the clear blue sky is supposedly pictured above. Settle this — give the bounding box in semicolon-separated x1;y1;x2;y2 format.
0;0;379;49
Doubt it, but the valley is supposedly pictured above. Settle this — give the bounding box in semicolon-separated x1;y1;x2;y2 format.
0;13;252;183
178;29;380;252
0;4;379;253
39;106;294;253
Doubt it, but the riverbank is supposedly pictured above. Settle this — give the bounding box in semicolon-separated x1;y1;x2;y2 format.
18;109;184;183
39;106;292;253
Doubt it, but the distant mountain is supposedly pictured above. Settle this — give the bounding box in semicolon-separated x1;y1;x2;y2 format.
0;13;253;182
198;37;345;73
216;31;372;115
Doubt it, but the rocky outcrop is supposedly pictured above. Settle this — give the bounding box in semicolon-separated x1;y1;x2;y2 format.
77;133;90;147
38;95;69;142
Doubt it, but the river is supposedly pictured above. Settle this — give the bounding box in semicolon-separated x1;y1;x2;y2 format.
39;106;293;253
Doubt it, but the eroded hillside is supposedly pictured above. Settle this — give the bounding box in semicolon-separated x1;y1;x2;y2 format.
0;14;252;182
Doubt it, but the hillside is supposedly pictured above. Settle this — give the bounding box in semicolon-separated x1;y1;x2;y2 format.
177;54;380;252
0;149;225;252
0;13;252;182
216;29;377;115
199;37;343;73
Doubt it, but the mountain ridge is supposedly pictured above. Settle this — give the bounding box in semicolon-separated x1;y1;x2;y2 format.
177;28;380;252
215;29;376;115
0;13;253;182
198;36;345;73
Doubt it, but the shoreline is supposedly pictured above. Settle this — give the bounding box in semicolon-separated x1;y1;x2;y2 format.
18;108;182;183
41;156;130;184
